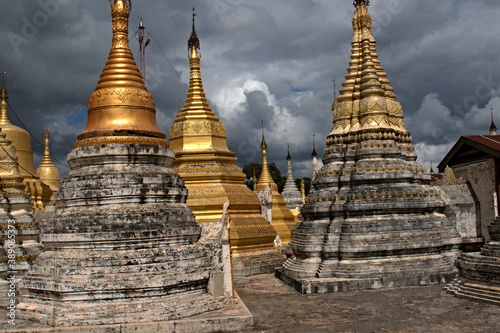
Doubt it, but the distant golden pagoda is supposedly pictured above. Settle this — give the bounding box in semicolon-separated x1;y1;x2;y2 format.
169;11;283;276
0;74;52;210
254;128;298;245
35;128;61;198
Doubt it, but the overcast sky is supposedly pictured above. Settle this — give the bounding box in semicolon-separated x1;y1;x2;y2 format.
0;0;499;179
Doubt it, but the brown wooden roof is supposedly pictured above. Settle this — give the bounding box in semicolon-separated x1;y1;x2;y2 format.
438;135;500;172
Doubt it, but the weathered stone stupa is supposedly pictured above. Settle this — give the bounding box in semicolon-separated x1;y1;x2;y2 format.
169;12;283;276
17;1;241;327
278;0;461;294
0;129;42;306
254;129;297;246
281;146;303;213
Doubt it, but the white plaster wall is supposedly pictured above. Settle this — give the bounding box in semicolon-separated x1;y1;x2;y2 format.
439;184;478;239
453;158;495;241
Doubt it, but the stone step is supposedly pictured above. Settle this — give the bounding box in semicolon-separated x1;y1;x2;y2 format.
481;243;500;257
459;255;500;267
453;283;500;305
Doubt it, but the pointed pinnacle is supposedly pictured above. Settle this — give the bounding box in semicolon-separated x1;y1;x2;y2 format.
261;120;267;150
0;72;8;101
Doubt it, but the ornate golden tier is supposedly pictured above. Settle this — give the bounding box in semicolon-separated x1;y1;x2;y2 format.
76;0;166;146
332;0;406;136
169;12;283;275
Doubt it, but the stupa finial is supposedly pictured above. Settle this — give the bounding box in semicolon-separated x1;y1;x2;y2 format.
41;126;51;163
257;122;274;187
354;0;370;7
0;71;10;125
188;7;200;54
311;133;317;158
261;120;267;150
0;71;8;101
490;106;497;135
172;9;213;120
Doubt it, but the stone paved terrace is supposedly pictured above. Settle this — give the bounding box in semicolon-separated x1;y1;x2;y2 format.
235;274;499;333
1;273;499;332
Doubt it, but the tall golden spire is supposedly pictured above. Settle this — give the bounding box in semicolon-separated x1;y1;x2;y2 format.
168;12;284;273
1;71;10;124
36;127;61;192
172;8;214;123
76;0;166;148
169;8;231;154
256;122;277;191
332;0;406;135
43;128;51;161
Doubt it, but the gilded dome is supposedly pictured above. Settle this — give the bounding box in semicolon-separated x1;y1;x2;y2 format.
0;75;36;177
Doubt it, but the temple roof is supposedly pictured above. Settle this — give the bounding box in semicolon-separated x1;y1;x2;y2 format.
438;135;500;172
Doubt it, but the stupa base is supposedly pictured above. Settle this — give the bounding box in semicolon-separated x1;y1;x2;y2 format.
275;267;457;294
232;248;286;277
1;294;253;332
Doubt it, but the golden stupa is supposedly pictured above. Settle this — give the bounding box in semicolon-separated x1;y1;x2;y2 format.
0;74;52;210
254;129;297;245
169;11;284;276
75;0;166;148
35;128;61;197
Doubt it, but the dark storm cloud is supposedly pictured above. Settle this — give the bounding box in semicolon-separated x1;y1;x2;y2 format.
0;0;499;178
